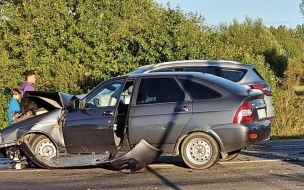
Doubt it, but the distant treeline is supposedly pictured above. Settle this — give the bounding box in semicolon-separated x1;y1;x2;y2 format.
0;0;304;136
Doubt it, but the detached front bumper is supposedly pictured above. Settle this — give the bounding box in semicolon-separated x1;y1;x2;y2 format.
19;139;162;170
210;120;271;153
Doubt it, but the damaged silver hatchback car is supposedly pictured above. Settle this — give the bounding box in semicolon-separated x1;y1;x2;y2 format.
0;72;271;170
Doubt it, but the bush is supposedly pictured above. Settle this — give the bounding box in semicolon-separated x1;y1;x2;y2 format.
272;59;304;136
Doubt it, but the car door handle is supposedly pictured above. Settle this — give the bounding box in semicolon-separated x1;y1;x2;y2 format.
174;106;188;112
103;111;114;116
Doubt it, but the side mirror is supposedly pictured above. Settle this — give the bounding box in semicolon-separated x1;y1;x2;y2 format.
72;99;81;109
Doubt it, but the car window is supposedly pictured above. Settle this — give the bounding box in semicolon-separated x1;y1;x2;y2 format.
183;67;218;76
220;69;246;82
179;79;222;100
85;80;123;107
136;78;185;105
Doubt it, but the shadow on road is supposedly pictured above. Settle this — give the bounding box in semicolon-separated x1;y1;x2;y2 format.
146;166;182;190
234;139;304;166
152;139;304;168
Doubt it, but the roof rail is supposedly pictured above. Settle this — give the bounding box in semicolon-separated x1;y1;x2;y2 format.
153;60;242;68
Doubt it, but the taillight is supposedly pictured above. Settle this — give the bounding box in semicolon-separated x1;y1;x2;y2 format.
250;84;271;96
233;102;253;123
249;134;257;139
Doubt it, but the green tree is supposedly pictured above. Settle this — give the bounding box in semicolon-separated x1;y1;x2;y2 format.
0;0;304;137
0;0;165;127
300;0;304;16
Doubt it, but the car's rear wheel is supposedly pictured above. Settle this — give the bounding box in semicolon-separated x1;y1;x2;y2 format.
181;132;219;169
30;135;57;158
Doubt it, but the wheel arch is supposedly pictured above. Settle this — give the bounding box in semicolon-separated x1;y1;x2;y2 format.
21;131;58;149
174;129;228;158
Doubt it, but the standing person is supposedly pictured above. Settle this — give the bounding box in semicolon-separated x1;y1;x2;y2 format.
20;70;36;97
8;89;21;124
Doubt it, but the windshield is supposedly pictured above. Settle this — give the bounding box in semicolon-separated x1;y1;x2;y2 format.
84;81;123;108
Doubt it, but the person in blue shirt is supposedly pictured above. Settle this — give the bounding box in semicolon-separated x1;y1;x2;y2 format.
8;88;21;124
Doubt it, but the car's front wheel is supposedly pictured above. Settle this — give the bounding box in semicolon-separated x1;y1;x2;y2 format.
181;132;219;169
30;135;57;158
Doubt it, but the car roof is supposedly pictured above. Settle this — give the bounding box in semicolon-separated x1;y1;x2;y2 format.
128;71;249;93
108;71;250;88
136;60;255;70
128;71;230;84
92;72;203;92
91;72;248;98
106;72;202;81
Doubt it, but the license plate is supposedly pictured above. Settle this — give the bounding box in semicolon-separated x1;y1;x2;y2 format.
257;109;266;119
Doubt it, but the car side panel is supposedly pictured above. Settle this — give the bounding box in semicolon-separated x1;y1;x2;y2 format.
128;101;193;150
128;76;193;151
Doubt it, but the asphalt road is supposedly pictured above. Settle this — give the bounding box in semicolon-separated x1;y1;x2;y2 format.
1;139;304;190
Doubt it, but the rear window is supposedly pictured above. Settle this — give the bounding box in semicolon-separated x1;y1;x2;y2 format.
194;73;249;94
220;69;246;82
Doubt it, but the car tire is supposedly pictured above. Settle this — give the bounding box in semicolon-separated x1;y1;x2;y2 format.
181;132;219;169
30;135;57;158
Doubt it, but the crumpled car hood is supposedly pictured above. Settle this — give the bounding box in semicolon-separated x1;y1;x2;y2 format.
0;91;75;132
23;91;75;108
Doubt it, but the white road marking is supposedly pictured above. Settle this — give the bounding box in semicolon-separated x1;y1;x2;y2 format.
218;159;283;164
149;164;177;167
151;159;284;167
270;145;304;147
0;169;50;173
